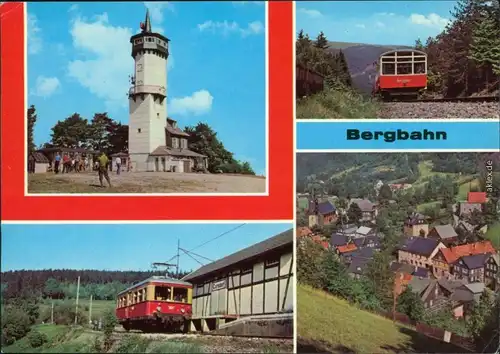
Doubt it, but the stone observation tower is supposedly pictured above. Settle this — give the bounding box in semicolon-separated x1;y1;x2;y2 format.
126;10;207;173
128;9;170;171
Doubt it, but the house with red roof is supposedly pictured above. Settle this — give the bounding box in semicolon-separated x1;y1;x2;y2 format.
431;241;497;282
467;192;487;204
296;226;313;238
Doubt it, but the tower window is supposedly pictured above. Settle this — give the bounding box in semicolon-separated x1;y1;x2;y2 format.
138;128;141;133
157;113;160;119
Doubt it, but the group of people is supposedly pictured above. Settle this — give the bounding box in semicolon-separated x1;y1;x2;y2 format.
52;152;92;174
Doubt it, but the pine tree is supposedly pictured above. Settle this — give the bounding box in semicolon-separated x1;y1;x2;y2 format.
468;4;500;88
27;105;37;154
314;31;328;49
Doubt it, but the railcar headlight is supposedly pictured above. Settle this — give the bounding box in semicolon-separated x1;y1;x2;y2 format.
157;306;161;312
180;308;185;313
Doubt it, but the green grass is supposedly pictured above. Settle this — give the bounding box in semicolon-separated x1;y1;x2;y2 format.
40;299;115;322
485;222;500;250
457;178;481;201
296;89;380;119
416;201;442;213
297;284;470;353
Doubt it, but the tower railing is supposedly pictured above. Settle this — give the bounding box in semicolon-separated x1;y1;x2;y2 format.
128;85;166;96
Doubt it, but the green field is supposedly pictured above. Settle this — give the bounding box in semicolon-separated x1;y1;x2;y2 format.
297;284;469;353
485;222;500;249
39;299;115;323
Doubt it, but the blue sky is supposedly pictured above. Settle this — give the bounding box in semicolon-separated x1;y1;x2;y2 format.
27;1;266;175
1;223;291;273
296;1;458;46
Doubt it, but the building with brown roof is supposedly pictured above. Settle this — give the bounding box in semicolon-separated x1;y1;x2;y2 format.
427;224;458;246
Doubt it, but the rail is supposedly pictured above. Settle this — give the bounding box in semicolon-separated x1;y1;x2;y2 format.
129;85;166;96
385;95;499;103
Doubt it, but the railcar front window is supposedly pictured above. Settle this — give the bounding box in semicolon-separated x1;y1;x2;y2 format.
155;286;172;301
382;63;395;75
414;62;426;73
397;63;412;75
173;287;188;303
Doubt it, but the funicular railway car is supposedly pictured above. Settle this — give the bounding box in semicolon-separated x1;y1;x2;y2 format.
116;276;193;332
373;49;427;100
296;64;325;98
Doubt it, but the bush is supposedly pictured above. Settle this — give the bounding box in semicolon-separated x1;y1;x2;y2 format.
1;306;32;345
27;330;48;348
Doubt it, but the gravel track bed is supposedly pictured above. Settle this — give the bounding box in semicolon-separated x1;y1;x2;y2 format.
378;101;500;119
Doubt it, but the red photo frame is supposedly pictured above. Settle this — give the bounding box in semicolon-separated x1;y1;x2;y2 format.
0;2;293;221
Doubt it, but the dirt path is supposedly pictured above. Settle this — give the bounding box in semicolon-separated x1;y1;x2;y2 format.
28;171;266;194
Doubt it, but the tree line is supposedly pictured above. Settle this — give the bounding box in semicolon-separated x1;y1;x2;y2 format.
416;0;500;97
27;106;255;175
0;269;190;301
296;30;352;90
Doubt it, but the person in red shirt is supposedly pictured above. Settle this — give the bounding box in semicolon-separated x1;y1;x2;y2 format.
62;154;70;173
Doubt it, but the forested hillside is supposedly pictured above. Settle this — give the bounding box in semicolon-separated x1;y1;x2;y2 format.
1;269;190;301
419;0;500;97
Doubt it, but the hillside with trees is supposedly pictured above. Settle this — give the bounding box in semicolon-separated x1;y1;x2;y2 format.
296;31;380;119
418;0;500;97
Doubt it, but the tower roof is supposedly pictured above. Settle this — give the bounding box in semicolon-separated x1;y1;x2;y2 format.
143;8;151;33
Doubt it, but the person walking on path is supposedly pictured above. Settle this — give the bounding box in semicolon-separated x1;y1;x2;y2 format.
115;156;122;175
98;152;112;188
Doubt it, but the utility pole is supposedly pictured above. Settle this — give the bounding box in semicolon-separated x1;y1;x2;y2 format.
89;295;93;324
176;239;180;277
51;301;54;324
74;276;80;325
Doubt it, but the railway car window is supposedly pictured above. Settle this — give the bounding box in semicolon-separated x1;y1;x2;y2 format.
155;286;172;301
382;63;395;75
133;292;137;304
138;289;143;302
397;63;412;74
414;62;426;73
173;287;188;303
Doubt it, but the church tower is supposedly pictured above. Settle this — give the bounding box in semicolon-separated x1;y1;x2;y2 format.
128;10;170;171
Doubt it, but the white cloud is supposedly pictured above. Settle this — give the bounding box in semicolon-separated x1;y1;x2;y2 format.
197;20;264;37
67;13;134;110
68;4;78;12
375;21;385;28
355;24;366;29
169;90;213;116
409;13;450;29
143;2;174;24
298;8;323;19
27;13;42;54
31;76;60;98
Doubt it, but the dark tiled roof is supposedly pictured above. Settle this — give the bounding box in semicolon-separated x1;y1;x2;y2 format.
405;212;429;225
451;288;474;302
365;235;381;248
150;146;206;158
317;201;336;215
348;256;372;274
353;238;365;248
351;247;375;259
437;278;465;293
330;233;348;247
413;267;429;278
117;276;191;295
31;151;49;163
182;229;293;282
400;237;439;257
458;253;491;269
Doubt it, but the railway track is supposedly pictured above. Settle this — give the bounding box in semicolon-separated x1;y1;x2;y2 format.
384;95;499;103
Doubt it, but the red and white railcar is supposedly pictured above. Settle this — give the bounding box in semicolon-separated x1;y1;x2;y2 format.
115;276;193;332
373;49;427;100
